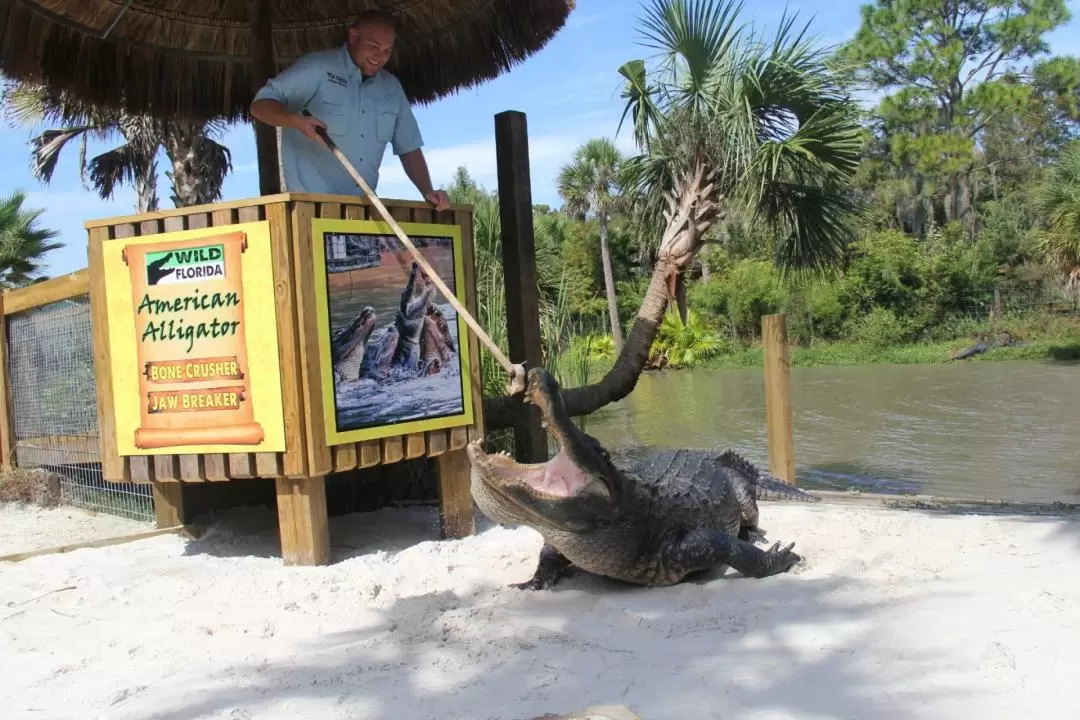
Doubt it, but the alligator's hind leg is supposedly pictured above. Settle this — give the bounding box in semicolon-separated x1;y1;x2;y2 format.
511;543;577;590
715;452;767;544
670;529;800;579
738;525;769;545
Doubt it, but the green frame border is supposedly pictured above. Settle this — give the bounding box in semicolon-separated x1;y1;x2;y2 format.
311;218;474;445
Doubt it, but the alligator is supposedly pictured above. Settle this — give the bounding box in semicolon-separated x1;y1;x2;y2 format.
420;304;456;375
330;306;377;382
949;330;1028;360
359;324;399;381
390;261;437;371
352;261;440;381
467;367;818;590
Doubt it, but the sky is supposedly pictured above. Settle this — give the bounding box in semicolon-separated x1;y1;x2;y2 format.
4;0;1080;278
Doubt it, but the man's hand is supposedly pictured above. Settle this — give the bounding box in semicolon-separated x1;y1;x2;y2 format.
425;189;450;211
291;113;327;142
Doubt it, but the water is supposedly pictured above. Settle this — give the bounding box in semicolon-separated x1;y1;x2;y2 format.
583;359;1080;505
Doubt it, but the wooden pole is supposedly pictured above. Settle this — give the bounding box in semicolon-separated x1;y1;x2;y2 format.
494;110;546;463
437;449;475;538
250;0;281;195
762;313;795;484
151;481;185;529
275;476;329;566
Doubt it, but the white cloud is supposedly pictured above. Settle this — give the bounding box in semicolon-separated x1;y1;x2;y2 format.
376;133;586;202
375;116;643;207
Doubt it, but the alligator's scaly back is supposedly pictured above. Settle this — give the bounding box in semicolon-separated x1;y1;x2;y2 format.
715;449;820;503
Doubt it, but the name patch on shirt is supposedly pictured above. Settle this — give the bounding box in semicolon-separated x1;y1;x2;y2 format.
326;72;348;88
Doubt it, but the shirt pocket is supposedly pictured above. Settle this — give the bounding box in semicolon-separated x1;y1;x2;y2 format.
316;97;349;139
375;101;397;143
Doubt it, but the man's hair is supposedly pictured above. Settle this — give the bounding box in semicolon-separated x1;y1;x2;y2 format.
351;10;397;31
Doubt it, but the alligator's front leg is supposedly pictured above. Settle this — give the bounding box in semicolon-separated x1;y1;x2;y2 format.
670;529;800;579
511;543;576;590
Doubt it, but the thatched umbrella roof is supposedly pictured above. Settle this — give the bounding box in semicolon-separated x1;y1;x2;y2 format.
0;0;576;119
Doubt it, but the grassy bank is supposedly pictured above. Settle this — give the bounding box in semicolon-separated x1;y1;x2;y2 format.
579;313;1080;378
699;334;1080;369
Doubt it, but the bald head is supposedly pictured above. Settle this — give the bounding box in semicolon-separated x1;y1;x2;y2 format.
347;11;397;76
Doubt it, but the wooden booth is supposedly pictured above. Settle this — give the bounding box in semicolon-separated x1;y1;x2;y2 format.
85;193;484;566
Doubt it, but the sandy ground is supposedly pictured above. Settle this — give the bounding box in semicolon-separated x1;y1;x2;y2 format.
1;499;1079;720
0;502;150;556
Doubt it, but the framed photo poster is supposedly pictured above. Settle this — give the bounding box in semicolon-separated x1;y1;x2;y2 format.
311;218;475;445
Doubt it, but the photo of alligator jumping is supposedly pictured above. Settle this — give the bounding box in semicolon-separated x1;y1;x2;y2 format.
468;367;818;590
322;232;467;433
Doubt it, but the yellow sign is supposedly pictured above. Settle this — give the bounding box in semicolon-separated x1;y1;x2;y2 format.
311;218;474;445
103;221;286;455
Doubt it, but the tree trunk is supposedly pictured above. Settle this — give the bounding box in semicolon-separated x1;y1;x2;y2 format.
483;164;720;430
135;158;159;213
598;213;624;352
165;120;231;208
483;259;675;429
166;121;201;207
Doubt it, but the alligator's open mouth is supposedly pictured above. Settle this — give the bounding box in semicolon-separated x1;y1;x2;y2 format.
467;442;595;499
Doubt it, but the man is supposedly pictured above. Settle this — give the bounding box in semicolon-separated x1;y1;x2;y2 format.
250;10;450;210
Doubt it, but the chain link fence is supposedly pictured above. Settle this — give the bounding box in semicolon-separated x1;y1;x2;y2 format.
6;296;153;523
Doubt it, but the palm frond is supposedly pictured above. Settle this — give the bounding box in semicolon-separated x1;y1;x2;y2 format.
618;0;864;271
28;126;95;183
87;143;149;201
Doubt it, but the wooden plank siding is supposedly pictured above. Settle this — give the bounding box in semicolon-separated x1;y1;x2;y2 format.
69;194;482;484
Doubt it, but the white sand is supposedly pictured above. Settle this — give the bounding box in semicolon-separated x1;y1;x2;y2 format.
1;500;1078;720
0;502;149;556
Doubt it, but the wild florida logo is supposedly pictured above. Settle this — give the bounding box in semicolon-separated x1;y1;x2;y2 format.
145;244;225;286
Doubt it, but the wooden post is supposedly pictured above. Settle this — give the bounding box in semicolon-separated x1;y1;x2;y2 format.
250;0;281;195
0;293;14;471
762;314;795;484
151;481;185;528
436;449;475;538
275;475;329;566
494;110;546;463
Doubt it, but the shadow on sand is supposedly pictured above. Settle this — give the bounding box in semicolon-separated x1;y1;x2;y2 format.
140;504;982;720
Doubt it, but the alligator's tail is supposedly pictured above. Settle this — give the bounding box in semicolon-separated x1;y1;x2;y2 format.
755;474;821;502
716;449;821;503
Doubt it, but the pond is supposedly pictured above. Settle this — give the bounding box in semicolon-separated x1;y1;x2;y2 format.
582;359;1080;505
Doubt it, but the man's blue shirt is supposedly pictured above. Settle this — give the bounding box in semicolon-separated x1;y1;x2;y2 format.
253;45;424;195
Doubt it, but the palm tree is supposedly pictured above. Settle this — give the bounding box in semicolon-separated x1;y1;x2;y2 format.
557;138;626;352
1035;140;1080;295
488;0;863;422
162;118;234;208
1;80;232;212
0;190;63;288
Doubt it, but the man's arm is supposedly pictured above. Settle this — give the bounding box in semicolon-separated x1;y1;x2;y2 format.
250;61;325;142
399;149;448;209
398;147;432;195
392;88;449;211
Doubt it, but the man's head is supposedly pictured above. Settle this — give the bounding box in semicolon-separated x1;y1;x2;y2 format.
346;11;397;77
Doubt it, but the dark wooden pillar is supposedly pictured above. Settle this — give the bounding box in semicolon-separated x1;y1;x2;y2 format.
494;110;546;463
250;0;281;195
